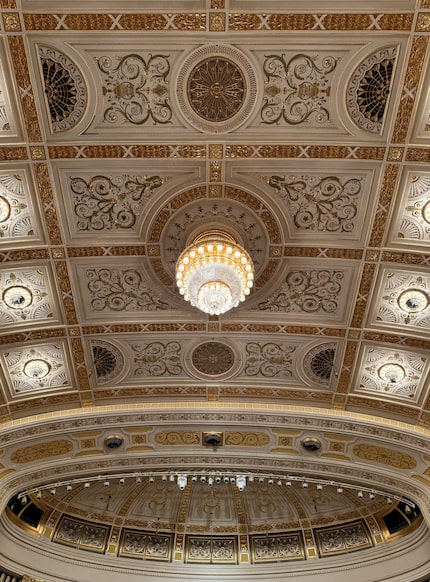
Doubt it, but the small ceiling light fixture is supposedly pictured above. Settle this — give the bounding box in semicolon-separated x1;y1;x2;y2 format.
236;475;246;491
176;230;254;315
177;474;188;490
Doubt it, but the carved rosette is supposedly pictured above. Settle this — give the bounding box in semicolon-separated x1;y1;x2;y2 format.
39;46;87;132
191;341;235;377
177;45;257;133
346;46;397;134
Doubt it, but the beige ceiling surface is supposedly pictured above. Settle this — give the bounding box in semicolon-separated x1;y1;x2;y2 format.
0;0;430;577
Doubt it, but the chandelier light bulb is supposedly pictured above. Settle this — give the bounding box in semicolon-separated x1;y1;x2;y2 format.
176;230;254;315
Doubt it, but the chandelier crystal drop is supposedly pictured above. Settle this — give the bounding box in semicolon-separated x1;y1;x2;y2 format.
176;230;254;315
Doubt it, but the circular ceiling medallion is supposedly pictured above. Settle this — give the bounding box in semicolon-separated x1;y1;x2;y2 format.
191;342;235;376
398;289;429;313
3;285;33;309
378;363;405;384
24;359;51;379
422;200;430;224
0;195;11;222
187;57;246;122
177;45;258;133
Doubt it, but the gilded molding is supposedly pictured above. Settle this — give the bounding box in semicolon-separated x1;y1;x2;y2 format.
155;431;201;445
392;36;429;143
209;11;226;31
55;261;78;325
229;13;412;31
387;147;404;162
369;165;399;247
11;439;73;464
0;146;27;161
23;13;206;31
225;145;385;160
48;144;206;160
2;11;21;31
70;337;91;392
7;36;41;142
352;444;417;469
351;263;376;328
416;13;430;31
34;164;63;246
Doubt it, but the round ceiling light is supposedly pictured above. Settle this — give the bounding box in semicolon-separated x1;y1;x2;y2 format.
23;359;51;379
398;289;428;313
0;195;10;222
176;230;254;315
422;200;430;224
378;363;406;384
3;286;33;309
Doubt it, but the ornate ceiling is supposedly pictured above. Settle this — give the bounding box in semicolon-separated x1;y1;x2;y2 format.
0;1;430;581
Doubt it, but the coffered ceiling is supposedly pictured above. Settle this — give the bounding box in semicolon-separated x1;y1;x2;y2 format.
0;1;430;581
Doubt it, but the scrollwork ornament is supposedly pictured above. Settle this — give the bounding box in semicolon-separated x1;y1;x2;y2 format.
86;268;169;312
259;270;344;313
261;53;337;125
98;53;171;125
71;174;164;231
268;174;361;232
132;341;182;376
245;342;296;377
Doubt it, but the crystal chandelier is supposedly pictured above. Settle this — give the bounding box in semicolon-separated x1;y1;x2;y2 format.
176;230;254;315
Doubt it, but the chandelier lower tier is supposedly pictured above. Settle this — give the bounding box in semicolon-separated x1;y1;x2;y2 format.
176;230;254;315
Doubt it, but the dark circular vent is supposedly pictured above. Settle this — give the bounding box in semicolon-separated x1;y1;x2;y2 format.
93;344;117;378
310;348;335;381
42;58;79;124
356;57;394;124
192;342;235;376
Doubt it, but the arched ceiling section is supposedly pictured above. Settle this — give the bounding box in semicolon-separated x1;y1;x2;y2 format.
0;0;430;580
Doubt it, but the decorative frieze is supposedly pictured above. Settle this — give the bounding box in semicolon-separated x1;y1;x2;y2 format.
315;520;372;557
